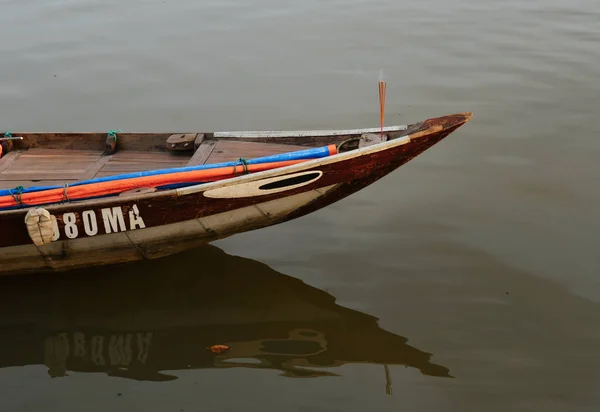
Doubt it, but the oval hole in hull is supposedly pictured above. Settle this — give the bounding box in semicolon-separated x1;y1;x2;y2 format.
259;172;322;191
202;171;323;199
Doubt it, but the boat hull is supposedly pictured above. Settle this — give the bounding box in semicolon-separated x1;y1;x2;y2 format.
0;113;471;275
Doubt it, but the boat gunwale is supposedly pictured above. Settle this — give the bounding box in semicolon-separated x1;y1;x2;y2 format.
212;124;409;138
4;124;411;139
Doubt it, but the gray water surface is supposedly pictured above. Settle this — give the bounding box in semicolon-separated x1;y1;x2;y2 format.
1;0;599;411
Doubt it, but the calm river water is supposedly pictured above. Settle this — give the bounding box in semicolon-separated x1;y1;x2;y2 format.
1;0;599;411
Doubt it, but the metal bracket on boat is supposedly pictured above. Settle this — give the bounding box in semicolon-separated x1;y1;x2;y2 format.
24;207;55;246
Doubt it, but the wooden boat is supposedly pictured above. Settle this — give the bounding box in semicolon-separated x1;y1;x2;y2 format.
0;244;451;381
0;112;472;275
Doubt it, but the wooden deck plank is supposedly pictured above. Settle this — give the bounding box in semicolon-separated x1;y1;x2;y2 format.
0;179;79;190
0;140;309;188
20;155;100;164
101;163;187;173
96;150;190;177
0;148;108;189
6;161;100;171
110;151;191;161
205;140;308;164
0;151;25;174
92;172;129;178
109;157;189;164
5;150;104;180
78;155;115;181
0;171;89;180
19;148;105;156
188;140;217;166
105;158;188;166
102;162;188;169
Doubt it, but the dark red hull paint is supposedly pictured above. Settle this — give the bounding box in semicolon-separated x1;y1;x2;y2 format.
0;114;469;249
281;123;464;224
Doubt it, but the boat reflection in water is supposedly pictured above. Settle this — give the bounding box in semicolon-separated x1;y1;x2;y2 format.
0;245;450;383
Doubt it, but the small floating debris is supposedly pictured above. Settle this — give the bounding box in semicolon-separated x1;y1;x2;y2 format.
208;344;231;354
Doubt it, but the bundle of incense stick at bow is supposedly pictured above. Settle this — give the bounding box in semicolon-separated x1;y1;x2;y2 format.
378;79;387;137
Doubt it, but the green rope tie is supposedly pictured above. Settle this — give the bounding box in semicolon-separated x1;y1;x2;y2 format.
107;129;121;142
62;183;70;202
233;158;249;175
9;185;24;205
